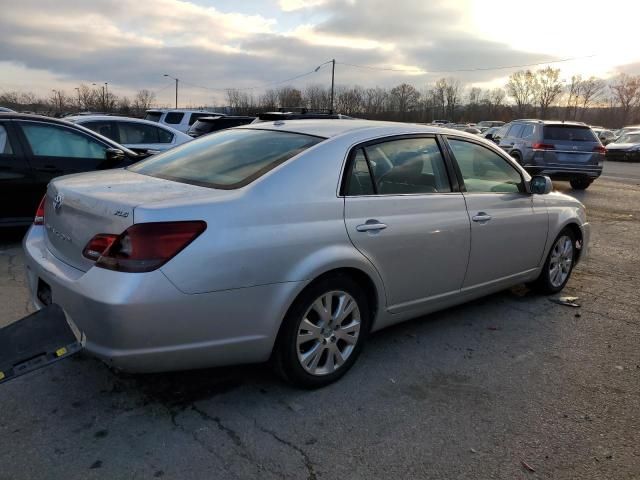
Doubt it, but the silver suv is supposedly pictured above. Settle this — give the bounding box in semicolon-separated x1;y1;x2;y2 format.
494;120;604;189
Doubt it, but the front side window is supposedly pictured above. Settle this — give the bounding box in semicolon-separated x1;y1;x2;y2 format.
21;123;106;159
0;124;14;154
83;121;115;141
117;122;172;144
345;137;451;195
164;112;184;124
129;128;323;189
448;138;523;194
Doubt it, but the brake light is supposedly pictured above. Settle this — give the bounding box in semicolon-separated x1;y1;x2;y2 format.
83;234;119;260
593;145;606;154
94;221;206;273
34;195;46;225
532;143;555;150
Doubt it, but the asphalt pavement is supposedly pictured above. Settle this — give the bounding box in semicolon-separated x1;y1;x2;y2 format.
0;162;638;479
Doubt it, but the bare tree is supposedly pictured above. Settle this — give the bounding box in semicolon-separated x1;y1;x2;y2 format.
49;89;68;113
610;74;640;125
303;84;329;111
533;67;563;119
363;87;388;116
276;86;302;109
506;70;536;117
389;83;420;119
335;86;364;115
433;79;447;118
133;89;156;115
443;78;462;119
259;89;278;110
579;77;605;113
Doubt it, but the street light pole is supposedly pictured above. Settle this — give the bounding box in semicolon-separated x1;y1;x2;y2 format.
164;74;179;108
104;82;109;112
330;59;335;113
75;87;81;111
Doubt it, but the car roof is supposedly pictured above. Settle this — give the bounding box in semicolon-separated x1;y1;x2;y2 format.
66;115;189;135
511;119;589;127
195;115;255;122
145;109;223;114
237;118;481;140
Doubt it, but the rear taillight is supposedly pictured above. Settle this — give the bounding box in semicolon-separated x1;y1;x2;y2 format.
83;234;119;260
593;145;606;154
34;195;46;225
532;143;555;150
94;221;206;273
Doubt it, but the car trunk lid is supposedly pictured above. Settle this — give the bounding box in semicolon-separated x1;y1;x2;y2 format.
43;169;214;272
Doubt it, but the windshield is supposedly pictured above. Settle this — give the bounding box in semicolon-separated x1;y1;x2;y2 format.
129;128;323;189
144;112;162;122
543;125;597;142
615;132;640;144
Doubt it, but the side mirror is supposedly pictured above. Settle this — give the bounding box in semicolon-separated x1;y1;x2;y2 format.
529;175;553;195
105;147;125;163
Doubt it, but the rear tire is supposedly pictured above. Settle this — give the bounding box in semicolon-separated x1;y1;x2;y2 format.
510;152;522;165
570;177;593;190
530;228;577;294
273;274;370;389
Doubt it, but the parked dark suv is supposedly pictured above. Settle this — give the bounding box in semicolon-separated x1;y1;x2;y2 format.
0;113;140;226
187;115;255;138
494;120;604;189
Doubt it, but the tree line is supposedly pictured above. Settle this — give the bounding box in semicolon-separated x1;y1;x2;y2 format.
4;69;640;128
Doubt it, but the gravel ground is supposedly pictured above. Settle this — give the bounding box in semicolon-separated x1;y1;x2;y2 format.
0;163;638;480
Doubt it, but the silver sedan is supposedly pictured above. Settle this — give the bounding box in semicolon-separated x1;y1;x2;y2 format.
23;120;590;388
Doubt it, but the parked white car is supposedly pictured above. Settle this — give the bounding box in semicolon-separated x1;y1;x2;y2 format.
66;115;192;154
144;109;223;134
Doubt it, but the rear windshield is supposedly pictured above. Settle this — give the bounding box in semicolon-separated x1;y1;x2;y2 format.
144;112;162;122
129;128;323;189
543;126;597;142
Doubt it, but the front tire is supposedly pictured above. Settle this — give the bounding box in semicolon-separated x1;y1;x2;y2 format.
570;177;593;190
273;275;370;389
530;228;577;294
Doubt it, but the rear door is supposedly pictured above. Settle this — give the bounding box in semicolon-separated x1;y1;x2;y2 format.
445;137;548;288
0;120;36;222
15;120;114;197
343;135;471;312
498;123;523;154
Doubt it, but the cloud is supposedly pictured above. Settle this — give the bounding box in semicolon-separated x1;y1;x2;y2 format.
0;0;562;105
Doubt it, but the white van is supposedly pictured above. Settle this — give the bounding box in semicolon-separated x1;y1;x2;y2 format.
144;109;225;134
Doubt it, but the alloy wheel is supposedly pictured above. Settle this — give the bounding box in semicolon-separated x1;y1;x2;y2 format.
549;235;574;288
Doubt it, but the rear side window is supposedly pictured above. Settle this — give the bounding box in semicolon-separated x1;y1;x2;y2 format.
507;124;524;138
129;129;323;189
520;124;535;139
164;112;184;124
117;122;173;144
543;126;597;142
144;112;162;122
0;124;14;154
345;137;451;195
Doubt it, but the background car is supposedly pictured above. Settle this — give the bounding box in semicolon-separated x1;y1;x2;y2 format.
144;109;222;133
24;120;588;388
477;120;505;128
187;115;255;138
592;127;615;145
67;115;192;153
0;113;140;226
0;106;15;113
605;131;640;162
482;126;501;143
495;120;604;189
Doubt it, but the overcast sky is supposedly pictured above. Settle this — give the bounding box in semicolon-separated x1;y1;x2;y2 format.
2;0;640;106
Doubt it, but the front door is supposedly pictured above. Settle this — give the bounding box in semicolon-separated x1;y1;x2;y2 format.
16;120;112;197
446;137;548;288
0;121;36;223
343;136;471;311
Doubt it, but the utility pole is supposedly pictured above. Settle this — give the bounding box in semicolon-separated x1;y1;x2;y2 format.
104;82;109;112
164;74;179;108
330;59;335;113
74;87;81;111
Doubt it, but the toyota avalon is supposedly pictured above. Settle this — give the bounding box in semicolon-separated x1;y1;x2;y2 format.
23;120;590;388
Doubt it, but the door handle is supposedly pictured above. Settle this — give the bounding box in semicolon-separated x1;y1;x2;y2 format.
472;212;492;223
356;221;387;232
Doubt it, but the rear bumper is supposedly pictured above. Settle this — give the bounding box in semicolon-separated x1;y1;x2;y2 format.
524;165;602;180
23;226;302;373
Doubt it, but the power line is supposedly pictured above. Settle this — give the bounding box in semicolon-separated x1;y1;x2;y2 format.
337;54;596;74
